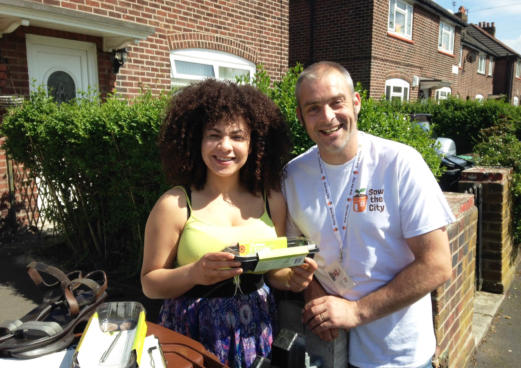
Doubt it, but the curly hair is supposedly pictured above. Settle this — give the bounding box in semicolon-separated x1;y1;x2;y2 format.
159;79;292;195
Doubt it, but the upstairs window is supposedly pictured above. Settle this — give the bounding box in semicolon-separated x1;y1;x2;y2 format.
516;60;521;78
438;21;455;54
488;57;494;76
385;78;410;102
170;49;255;86
477;54;486;74
458;48;463;67
388;0;413;39
435;87;451;102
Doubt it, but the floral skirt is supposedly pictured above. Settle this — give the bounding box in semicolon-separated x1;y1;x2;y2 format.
158;284;277;368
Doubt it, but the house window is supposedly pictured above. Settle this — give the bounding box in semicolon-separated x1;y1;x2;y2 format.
388;0;413;39
513;96;519;106
516;60;521;78
475;94;484;102
458;48;463;67
488;57;494;76
170;49;255;86
385;78;410;102
435;87;451;101
438;21;455;54
477;54;486;74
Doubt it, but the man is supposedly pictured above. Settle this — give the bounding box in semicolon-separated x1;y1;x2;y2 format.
282;61;454;368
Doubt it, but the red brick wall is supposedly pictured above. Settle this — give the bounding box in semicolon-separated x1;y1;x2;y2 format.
433;192;477;368
289;0;373;91
456;49;493;100
371;2;465;101
2;0;289;98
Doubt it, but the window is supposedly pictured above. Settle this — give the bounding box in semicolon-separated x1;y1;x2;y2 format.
514;96;519;106
488;57;494;76
516;60;521;78
475;94;484;102
477;54;486;74
170;49;255;86
385;78;410;102
388;0;413;39
435;87;451;102
458;48;463;67
438;21;455;54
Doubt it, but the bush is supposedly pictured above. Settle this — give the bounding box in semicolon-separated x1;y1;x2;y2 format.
0;89;171;275
475;121;521;245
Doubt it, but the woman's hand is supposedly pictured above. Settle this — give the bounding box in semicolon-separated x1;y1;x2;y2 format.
190;252;243;286
267;257;318;292
286;257;318;292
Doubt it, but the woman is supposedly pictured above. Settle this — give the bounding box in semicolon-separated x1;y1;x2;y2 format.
141;79;317;367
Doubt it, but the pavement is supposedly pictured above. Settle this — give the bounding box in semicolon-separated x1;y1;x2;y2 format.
1;240;520;367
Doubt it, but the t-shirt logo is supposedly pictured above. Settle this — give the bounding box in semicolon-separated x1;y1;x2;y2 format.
368;188;385;213
353;188;367;212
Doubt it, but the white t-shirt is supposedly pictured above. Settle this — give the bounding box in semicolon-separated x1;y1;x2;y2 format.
283;132;455;368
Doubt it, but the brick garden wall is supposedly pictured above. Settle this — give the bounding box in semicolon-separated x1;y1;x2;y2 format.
433;192;477;368
460;167;518;293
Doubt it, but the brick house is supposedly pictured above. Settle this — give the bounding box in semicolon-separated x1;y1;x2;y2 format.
289;0;520;104
0;0;289;225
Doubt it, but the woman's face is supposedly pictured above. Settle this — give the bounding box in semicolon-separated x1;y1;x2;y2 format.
201;116;251;179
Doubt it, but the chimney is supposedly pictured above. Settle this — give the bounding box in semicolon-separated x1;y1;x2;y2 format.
480;21;496;37
455;6;468;23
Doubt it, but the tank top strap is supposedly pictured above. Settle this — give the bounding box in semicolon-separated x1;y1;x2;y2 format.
174;185;192;217
263;189;271;218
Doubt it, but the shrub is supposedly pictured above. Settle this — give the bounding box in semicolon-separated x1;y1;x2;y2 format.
0;89;171;275
475;121;521;245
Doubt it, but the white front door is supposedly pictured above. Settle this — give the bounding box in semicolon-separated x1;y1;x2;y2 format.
26;34;98;101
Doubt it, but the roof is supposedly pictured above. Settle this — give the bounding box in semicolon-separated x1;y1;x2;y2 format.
414;0;467;27
465;24;520;58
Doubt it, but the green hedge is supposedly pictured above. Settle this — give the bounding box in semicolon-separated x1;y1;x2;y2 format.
0;89;171;275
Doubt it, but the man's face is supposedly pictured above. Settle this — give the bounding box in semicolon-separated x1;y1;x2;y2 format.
297;70;361;164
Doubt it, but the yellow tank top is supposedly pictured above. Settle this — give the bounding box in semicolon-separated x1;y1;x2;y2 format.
176;186;277;266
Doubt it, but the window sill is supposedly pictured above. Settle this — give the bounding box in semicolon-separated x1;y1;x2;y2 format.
387;32;414;44
477;71;485;75
438;50;455;57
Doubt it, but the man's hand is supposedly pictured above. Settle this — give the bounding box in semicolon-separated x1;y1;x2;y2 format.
302;278;341;341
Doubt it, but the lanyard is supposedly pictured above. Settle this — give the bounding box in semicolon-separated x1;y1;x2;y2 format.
317;146;362;260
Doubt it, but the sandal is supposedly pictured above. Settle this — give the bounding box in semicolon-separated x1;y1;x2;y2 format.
0;264;108;359
0;262;81;343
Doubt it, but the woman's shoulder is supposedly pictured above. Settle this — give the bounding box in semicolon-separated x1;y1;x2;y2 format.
151;186;189;219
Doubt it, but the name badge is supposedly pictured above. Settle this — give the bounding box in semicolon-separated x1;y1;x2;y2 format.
324;260;356;293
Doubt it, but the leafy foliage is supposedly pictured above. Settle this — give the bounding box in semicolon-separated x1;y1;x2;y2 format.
0;88;171;275
475;121;521;245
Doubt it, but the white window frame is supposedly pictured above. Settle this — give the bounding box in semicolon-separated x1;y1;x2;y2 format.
477;54;486;74
513;96;519;106
435;87;451;102
488;57;494;76
385;78;410;102
475;94;484;102
170;49;255;86
388;0;413;39
516;60;521;78
438;21;455;54
458;48;463;67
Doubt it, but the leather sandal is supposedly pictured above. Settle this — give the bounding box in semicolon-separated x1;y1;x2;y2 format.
0;262;81;343
0;264;108;359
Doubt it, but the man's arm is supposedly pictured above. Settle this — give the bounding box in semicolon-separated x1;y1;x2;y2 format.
302;227;452;335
